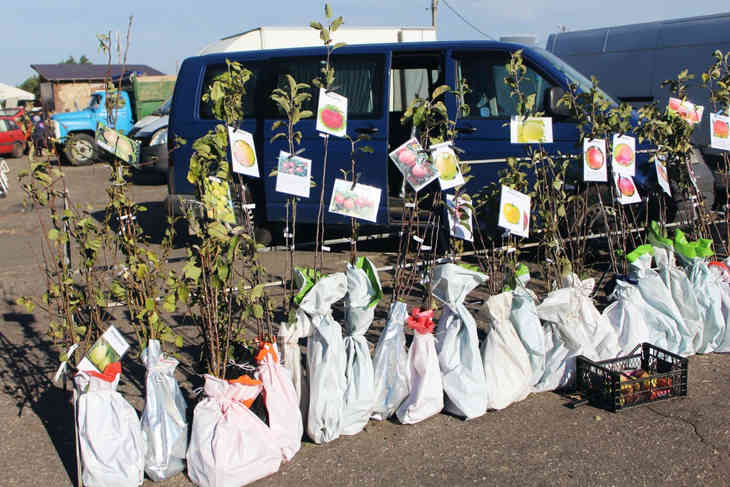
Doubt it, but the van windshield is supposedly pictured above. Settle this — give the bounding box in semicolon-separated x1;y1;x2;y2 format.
535;48;618;105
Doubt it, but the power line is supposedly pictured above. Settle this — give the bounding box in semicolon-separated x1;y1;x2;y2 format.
440;0;495;40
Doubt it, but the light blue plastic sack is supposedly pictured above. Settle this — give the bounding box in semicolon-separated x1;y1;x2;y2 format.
432;263;488;419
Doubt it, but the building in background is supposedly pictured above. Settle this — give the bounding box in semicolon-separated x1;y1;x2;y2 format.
30;64;166;114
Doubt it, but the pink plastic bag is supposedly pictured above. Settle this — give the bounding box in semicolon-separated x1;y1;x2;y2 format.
186;375;281;487
255;342;303;462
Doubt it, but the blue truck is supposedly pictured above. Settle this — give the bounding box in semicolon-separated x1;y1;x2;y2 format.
50;75;175;167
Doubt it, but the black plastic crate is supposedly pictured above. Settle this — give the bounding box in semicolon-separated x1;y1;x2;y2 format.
575;343;688;412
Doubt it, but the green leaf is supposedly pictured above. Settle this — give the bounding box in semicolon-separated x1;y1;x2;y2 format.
162;293;176;313
183;261;202;281
431;84;450;101
330;17;344;32
309;21;323;31
253;303;264;319
47;228;60;241
175;335;183;347
324;3;332;18
250;284;264;299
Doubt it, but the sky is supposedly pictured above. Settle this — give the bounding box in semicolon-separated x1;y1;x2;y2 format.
4;0;730;87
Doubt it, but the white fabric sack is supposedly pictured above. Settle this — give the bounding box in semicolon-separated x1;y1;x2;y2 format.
432;263;488;419
653;247;702;355
74;363;146;487
186;375;281;487
396;328;444;424
255;342;302;462
533;323;574;393
480;292;531;409
602;279;652;356
535;282;600;391
140;339;187;481
342;258;380;435
562;274;621;360
714;259;730;352
371;301;411;420
510;273;546;388
278;269;317;414
630;253;685;354
684;260;725;353
304;273;348;444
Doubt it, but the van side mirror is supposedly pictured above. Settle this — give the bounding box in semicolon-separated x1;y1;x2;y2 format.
548;87;571;118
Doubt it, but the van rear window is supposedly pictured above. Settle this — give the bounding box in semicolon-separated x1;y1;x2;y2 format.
199;63;261;120
269;54;384;118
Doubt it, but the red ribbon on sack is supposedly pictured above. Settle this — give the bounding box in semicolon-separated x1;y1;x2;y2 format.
255;341;278;364
86;361;121;382
407;307;435;335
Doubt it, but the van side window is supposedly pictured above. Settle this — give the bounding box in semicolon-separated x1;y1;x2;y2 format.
269;54;385;118
455;51;554;118
199;63;260;119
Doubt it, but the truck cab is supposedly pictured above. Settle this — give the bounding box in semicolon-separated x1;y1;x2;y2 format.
51;90;134;165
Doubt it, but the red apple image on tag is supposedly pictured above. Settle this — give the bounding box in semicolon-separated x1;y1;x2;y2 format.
411;164;428;178
398;148;417;166
613;143;634;167
523;211;529;231
319;105;344;131
617;176;636;197
714;119;729;138
657;163;667;183
585;146;605;170
669;98;681;111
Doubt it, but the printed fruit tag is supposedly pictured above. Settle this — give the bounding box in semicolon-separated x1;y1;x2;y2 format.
77;326;130;373
228;126;259;177
655;154;671;196
614;173;641;205
668;97;704;125
328;178;381;223
431;142;465;190
276;151;311;198
510;116;553;144
583;138;607;182
445;194;473;241
611;134;636;177
497;185;531;238
388;137;439;192
316;89;348;137
710;112;730;151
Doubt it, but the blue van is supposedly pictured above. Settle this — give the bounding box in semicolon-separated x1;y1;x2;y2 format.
167;41;653;237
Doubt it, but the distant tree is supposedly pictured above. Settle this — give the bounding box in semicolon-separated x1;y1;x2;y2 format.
18;75;40;100
59;55;91;64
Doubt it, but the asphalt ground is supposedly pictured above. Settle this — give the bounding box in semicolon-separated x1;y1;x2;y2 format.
0;155;728;486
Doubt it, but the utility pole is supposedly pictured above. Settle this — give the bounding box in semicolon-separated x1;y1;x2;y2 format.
432;0;438;29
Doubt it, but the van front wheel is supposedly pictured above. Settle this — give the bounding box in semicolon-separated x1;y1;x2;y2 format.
65;133;97;166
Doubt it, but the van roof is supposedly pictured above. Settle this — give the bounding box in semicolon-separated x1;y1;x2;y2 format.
189;40;533;64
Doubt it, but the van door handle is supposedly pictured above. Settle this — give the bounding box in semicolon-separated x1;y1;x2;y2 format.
356;127;379;135
457;126;477;134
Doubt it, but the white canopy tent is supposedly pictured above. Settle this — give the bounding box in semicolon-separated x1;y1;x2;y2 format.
0;83;35;107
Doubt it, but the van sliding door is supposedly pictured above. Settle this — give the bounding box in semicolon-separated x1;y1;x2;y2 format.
262;53;389;225
451;50;575;197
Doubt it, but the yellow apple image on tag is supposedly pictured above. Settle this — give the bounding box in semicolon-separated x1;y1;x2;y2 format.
233;140;255;167
503;202;520;224
517;119;545;143
435;151;459;180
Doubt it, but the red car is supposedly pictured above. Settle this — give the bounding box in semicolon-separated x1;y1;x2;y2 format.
0;107;31;141
0;117;27;157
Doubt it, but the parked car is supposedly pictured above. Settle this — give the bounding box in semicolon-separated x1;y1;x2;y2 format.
0;117;27;157
127;97;170;177
168;40;660;239
0;107;31;143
